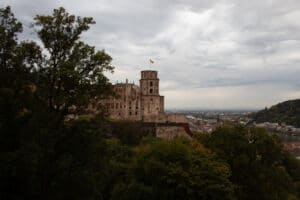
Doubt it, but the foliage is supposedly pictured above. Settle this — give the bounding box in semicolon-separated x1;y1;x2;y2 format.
110;121;144;145
0;6;22;70
0;5;113;200
254;99;300;127
111;138;235;200
34;7;114;117
198;126;300;200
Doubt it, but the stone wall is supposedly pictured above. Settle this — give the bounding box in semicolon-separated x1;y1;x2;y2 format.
141;122;192;139
99;70;165;121
106;83;141;121
156;125;191;140
94;70;188;125
83;69;193;139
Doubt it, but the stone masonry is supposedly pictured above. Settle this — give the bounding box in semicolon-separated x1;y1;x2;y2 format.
98;69;191;138
103;70;166;121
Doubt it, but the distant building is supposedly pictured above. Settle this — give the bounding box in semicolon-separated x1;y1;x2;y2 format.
98;70;187;123
105;70;164;121
91;69;191;138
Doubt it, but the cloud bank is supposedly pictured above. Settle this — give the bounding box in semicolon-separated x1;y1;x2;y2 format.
2;0;300;109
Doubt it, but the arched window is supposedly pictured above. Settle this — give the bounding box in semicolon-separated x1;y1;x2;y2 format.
150;89;153;94
150;81;153;86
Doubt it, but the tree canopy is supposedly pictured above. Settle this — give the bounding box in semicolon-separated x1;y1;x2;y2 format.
198;126;300;200
34;7;114;117
0;6;114;199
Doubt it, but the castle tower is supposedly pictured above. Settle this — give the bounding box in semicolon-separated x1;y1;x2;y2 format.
140;70;164;117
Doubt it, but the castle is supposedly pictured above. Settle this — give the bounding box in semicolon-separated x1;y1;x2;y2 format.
104;70;188;123
101;69;191;139
107;70;164;121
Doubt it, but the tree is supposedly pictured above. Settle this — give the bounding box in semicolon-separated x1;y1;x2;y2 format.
111;121;144;145
0;6;22;71
0;6;114;199
0;6;42;151
0;6;43;200
198;126;300;199
34;7;113;118
111;138;235;200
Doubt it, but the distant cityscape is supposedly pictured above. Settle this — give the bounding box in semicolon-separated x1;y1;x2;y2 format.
166;110;300;158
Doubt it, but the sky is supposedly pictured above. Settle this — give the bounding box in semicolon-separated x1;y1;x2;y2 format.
1;0;300;110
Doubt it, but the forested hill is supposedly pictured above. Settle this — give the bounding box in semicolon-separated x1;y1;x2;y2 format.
254;99;300;127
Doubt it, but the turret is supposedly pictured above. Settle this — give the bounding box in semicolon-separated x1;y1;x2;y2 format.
140;70;159;96
140;70;164;116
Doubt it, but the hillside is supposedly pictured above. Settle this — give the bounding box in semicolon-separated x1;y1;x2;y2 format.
254;99;300;127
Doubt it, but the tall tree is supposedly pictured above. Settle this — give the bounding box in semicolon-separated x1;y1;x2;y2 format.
34;7;113;118
0;5;42;97
0;6;114;199
0;6;42;149
0;6;22;71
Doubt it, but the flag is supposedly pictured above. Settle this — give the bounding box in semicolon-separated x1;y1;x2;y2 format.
150;59;154;64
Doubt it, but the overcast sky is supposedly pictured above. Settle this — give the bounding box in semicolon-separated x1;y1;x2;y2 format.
2;0;300;110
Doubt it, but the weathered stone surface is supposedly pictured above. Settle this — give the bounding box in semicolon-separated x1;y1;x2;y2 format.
93;69;191;137
97;70;188;123
156;125;191;140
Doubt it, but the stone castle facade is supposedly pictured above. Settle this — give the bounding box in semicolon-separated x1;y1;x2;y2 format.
99;69;191;139
107;70;165;121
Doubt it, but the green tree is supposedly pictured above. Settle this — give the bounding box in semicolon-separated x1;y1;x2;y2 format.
0;6;43;200
34;7;113;118
0;5;42;152
111;121;144;145
198;126;300;199
112;138;235;200
0;6;22;70
0;6;114;200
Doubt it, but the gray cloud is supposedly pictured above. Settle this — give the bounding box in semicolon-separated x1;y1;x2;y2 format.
1;0;300;109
